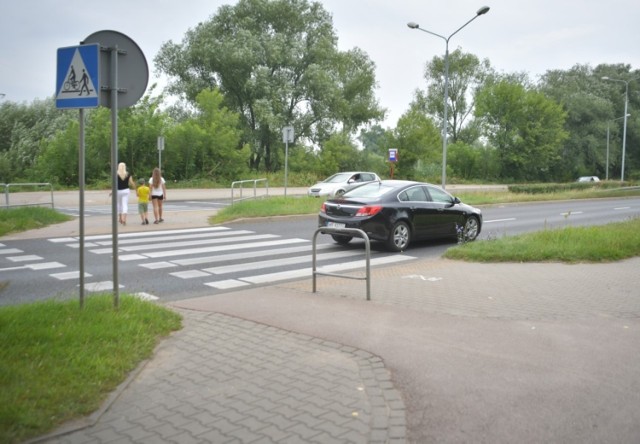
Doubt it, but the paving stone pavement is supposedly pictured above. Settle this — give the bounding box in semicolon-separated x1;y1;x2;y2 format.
14;189;640;443
37;310;406;444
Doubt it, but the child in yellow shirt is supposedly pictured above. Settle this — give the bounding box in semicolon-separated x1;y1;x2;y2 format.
136;178;150;225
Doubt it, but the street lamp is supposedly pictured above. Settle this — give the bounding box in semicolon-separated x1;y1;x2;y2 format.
602;76;629;182
408;6;490;189
606;114;630;180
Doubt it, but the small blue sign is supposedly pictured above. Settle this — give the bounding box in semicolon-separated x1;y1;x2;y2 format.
56;44;100;109
389;148;398;162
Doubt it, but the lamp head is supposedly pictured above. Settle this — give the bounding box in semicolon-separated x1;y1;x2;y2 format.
602;76;610;80
477;6;490;15
407;22;419;29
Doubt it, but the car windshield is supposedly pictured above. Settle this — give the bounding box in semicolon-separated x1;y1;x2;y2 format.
324;173;352;183
343;182;394;198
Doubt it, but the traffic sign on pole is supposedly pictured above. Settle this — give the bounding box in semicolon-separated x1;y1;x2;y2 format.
55;44;100;109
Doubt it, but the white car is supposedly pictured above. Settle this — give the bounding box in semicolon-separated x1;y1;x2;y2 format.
307;171;381;197
577;176;600;183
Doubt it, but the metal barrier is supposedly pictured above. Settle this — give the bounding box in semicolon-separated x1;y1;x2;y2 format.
312;227;371;301
2;183;55;208
230;178;269;205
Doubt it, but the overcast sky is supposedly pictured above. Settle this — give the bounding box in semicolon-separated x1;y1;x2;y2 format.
1;0;639;127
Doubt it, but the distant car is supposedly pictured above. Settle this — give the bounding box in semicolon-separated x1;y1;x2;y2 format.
577;176;600;183
318;180;482;252
307;171;381;197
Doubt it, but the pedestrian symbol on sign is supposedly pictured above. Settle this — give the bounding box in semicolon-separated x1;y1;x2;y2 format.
56;44;100;109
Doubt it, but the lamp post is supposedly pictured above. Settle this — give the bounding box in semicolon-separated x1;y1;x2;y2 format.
606;114;630;180
602;77;629;182
408;6;490;189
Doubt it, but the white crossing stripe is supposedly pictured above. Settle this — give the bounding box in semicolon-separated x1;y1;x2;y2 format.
145;238;308;259
84;281;123;292
7;255;43;262
88;229;253;247
205;280;251;290
0;248;23;255
206;255;416;286
90;234;279;254
203;250;364;275
172;243;335;267
171;270;211;279
51;271;92;280
27;262;66;270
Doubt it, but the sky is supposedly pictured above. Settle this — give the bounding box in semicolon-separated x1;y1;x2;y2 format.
1;0;639;127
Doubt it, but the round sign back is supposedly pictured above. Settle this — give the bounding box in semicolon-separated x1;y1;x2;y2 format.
82;30;148;109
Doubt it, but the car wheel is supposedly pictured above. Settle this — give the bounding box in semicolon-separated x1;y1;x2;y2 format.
334;188;346;197
331;234;353;245
463;216;480;241
386;221;410;252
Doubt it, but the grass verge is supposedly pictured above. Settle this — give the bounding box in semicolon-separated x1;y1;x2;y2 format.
210;188;640;224
210;195;324;224
0;295;182;443
0;207;73;237
444;217;640;262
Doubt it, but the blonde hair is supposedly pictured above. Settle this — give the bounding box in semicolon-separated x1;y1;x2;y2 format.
117;162;127;180
151;167;162;188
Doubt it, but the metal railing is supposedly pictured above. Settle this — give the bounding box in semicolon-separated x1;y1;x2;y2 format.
312;227;371;301
2;183;55;208
230;178;269;205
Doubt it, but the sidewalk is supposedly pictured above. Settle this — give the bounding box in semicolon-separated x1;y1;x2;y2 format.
13;189;640;443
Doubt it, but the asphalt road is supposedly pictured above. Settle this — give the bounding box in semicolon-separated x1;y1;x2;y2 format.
1;195;638;306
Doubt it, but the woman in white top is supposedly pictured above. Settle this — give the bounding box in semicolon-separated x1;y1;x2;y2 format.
116;162;134;225
149;167;167;224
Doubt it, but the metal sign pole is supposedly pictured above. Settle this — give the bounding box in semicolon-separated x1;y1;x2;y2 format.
110;45;120;309
79;108;85;308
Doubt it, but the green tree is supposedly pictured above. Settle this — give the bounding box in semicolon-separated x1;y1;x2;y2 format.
165;88;248;182
475;78;568;181
0;98;74;182
387;105;441;181
539;64;618;180
316;132;360;176
414;49;493;144
155;0;383;172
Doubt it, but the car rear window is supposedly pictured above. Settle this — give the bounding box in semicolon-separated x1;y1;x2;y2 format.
344;182;393;198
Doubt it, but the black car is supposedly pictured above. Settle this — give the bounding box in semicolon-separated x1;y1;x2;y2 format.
318;180;482;252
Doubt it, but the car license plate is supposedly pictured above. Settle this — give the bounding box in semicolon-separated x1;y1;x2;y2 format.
327;221;345;229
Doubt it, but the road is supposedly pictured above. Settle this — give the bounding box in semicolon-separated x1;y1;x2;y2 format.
1;196;638;306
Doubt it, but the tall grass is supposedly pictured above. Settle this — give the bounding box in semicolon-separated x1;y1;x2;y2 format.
0;295;182;443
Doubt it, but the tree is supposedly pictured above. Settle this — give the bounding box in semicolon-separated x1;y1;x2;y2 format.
0;98;74;182
387;104;441;181
475;77;568;181
539;64;618;180
155;0;383;172
413;49;493;145
165;88;248;182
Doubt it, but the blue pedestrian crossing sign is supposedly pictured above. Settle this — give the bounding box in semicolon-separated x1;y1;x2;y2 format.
56;44;100;109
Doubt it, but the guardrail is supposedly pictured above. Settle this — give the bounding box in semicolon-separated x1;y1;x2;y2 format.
2;183;55;209
230;179;269;205
312;227;371;301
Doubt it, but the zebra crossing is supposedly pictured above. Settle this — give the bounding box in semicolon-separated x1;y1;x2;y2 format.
49;226;418;294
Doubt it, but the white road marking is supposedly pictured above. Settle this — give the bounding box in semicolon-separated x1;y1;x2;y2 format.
7;255;43;262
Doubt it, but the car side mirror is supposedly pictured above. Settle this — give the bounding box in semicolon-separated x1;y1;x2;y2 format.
454;197;461;204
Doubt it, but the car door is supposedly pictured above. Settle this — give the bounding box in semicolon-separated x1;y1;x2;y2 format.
424;185;462;237
398;185;441;239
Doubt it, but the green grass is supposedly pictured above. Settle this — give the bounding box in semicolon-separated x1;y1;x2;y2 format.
0;207;72;237
0;295;182;443
444;217;640;263
211;187;640;224
210;195;324;224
